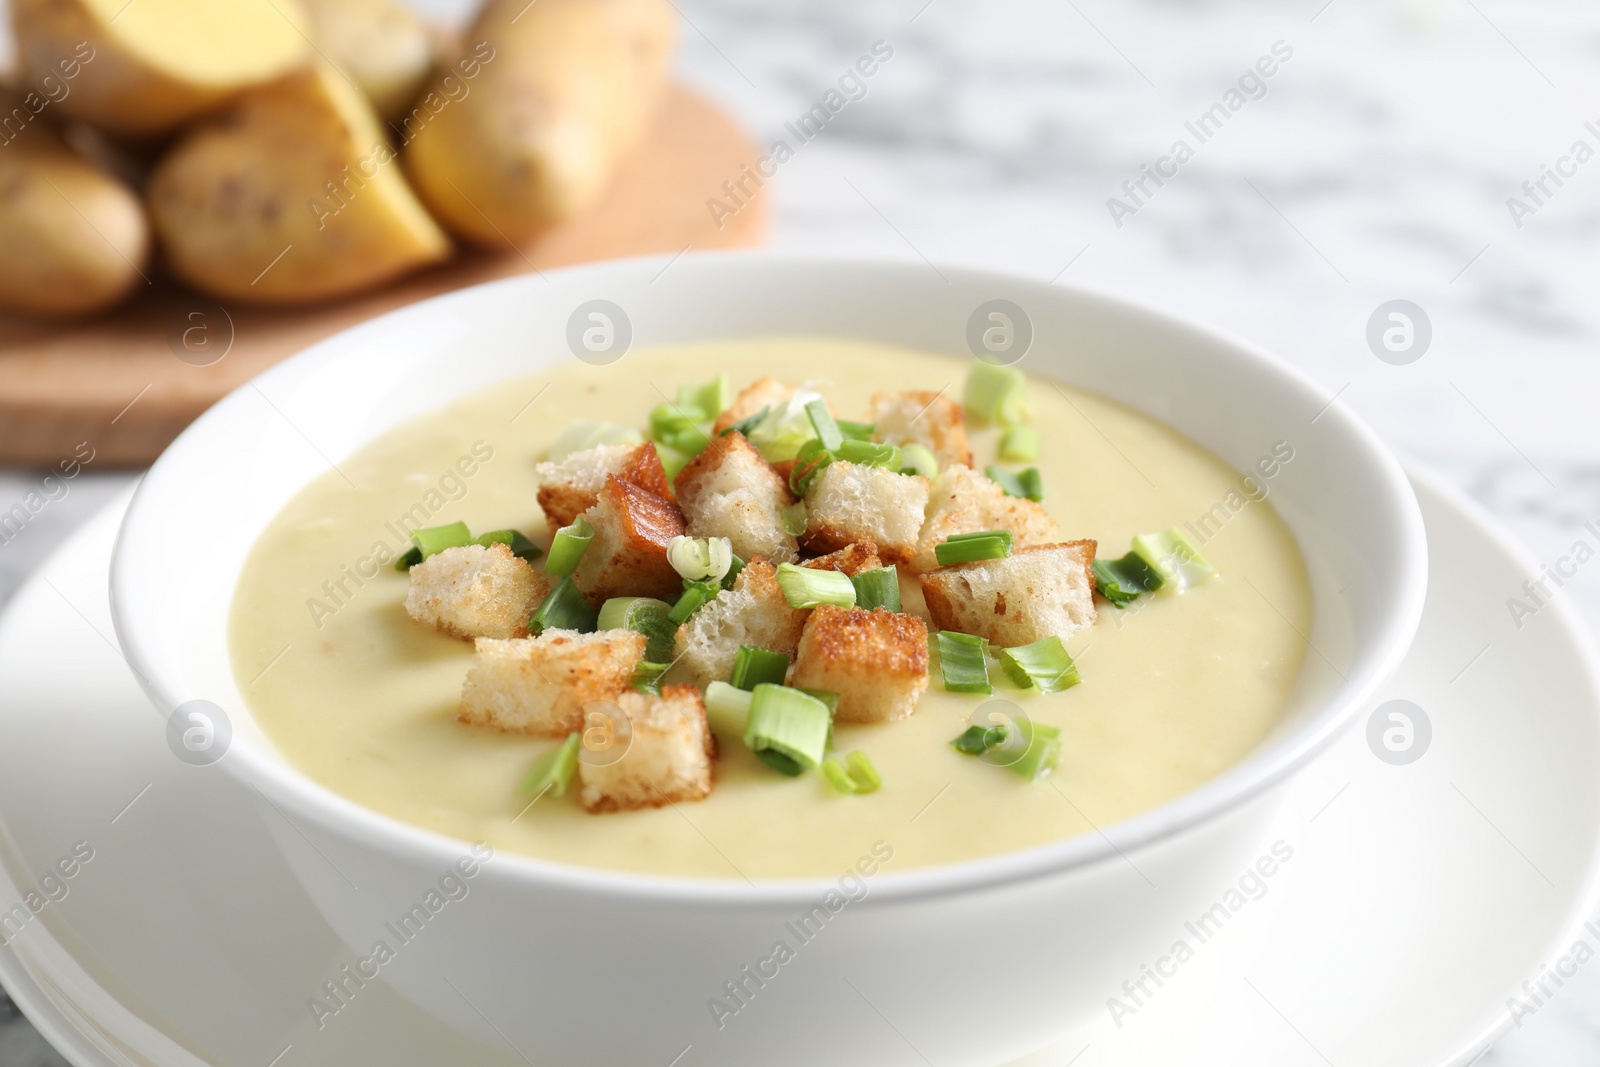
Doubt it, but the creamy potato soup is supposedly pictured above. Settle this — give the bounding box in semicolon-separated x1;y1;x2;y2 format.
230;339;1310;879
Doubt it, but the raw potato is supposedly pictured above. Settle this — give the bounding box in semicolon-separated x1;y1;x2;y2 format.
11;0;311;138
0;89;148;316
147;63;451;305
404;0;677;247
302;0;433;121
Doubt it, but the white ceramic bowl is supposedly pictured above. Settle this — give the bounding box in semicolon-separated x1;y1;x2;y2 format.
110;254;1427;1067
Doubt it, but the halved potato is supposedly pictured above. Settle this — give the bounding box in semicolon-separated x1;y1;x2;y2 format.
147;63;450;305
11;0;312;138
0;89;148;316
301;0;432;121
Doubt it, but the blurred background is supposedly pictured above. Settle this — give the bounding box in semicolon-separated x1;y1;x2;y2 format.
2;0;1598;1062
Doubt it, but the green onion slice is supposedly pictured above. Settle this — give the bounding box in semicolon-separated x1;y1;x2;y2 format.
412;521;473;560
936;631;992;694
949;723;1011;756
787;438;834;496
649;402;711;458
667;535;734;583
519;732;580;797
899;443;939;480
704;680;754;737
781;501;808;537
849;566;901;612
999;425;1040;462
806;398;844;451
722;553;746;590
477;528;544;563
748;389;828;462
1010;720;1062;782
677;373;732;420
775;562;857;609
1131;528;1216;591
543;516;594;577
963;363;1030;427
985;465;1043;503
997;636;1081;693
822;757;857;794
836;420;876;441
1091;552;1164;606
529;577;598;634
756;749;807;776
656;442;693;479
545;421;643;462
668;580;721;624
844;751;881;792
720;405;770;439
393;546;423;571
596;596;677;661
730;645;790;690
632;660;670;695
834;438;902;469
744;684;831;774
935;529;1014;566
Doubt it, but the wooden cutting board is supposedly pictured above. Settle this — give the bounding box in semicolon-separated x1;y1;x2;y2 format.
0;85;765;467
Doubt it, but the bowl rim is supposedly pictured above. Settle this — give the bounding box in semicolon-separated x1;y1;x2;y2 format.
110;250;1429;907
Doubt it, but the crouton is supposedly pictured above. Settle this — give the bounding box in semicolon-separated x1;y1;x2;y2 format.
576;685;716;812
671;559;808;686
912;464;1060;573
712;376;794;434
404;542;549;640
790;605;929;723
535;442;673;527
459;629;646;734
869;390;972;468
674;430;798;564
919;541;1098;647
802;461;929;563
800;541;882;576
573;475;686;604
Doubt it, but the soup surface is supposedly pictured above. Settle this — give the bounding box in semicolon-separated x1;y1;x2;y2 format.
230;338;1311;879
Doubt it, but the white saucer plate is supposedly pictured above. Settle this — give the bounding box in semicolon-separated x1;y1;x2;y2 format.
0;465;1596;1067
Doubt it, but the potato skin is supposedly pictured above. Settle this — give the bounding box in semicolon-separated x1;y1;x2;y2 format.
11;0;310;138
0;93;148;317
403;0;677;247
147;64;451;305
302;0;433;121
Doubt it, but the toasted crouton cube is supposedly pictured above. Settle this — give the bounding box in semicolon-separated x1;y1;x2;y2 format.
712;376;795;434
869;390;972;468
912;464;1060;573
459;629;646;734
802;461;929;563
674;431;798;563
671;560;808;686
573;475;686;604
790;605;929;723
577;685;715;812
404;542;549;640
919;541;1097;647
535;442;673;527
800;541;882;576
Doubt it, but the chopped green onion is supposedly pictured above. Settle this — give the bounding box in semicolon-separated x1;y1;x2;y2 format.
596;596;677;661
704;680;754;736
788;438;834;496
1009;720;1061;782
1091;551;1164;606
749;389;827;462
935;529;1013;566
999;425;1040;462
649;403;710;458
668;580;721;624
393;545;423;571
806;398;844;451
899;443;939;479
963;363;1030;427
519;732;580;797
845;751;881;792
477;528;544;563
775;562;857;609
797;688;840;716
756;750;806;776
722;553;746;590
633;660;670;695
985;465;1043;503
936;631;992;694
834;439;902;469
950;723;1010;755
822;757;857;794
655;442;693;479
677;373;731;419
1131;528;1216;591
836;420;876;441
849;566;901;612
412;521;473;560
781;501;808;537
545;421;643;462
997;636;1081;693
744;684;831;774
666;535;734;583
543;516;593;577
719;405;770;439
529;577;598;634
730;645;790;690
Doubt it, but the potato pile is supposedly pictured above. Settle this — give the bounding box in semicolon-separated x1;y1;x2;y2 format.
1;0;677;316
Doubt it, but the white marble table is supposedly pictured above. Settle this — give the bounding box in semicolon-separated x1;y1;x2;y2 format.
3;0;1598;1062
